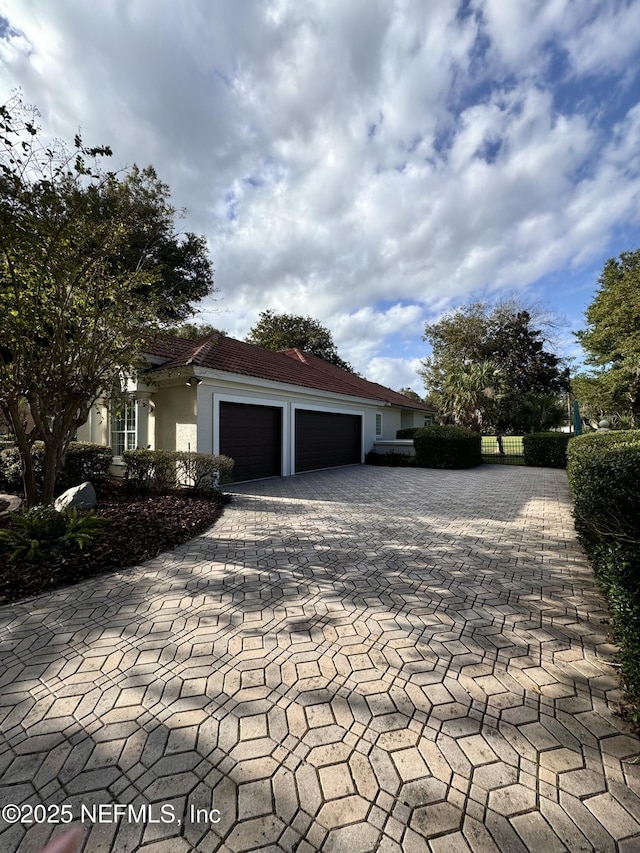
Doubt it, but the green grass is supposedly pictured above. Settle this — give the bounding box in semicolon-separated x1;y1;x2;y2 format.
481;435;524;455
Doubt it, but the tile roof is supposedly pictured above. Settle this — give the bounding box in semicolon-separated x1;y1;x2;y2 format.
143;334;434;412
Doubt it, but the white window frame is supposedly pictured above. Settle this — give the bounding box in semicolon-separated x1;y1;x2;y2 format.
375;412;383;437
111;400;137;457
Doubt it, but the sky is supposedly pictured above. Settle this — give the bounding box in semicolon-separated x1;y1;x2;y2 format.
1;0;639;394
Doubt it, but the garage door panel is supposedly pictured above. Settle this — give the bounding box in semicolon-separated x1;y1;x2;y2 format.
220;402;282;481
295;410;361;472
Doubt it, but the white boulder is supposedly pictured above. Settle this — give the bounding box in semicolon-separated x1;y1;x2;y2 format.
54;481;97;512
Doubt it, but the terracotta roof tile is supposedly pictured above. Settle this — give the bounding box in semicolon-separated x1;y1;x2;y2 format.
144;334;434;412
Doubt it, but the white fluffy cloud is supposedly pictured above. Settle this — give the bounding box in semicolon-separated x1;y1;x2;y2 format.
1;0;639;390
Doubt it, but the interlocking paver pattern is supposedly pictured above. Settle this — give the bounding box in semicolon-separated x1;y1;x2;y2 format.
1;465;640;852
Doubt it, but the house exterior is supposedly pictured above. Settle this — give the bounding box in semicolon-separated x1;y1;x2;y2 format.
76;334;436;481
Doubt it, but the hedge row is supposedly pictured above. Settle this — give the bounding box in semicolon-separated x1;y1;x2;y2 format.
567;431;640;706
123;449;234;496
523;432;572;468
365;451;415;467
0;442;113;494
413;425;482;469
395;428;420;439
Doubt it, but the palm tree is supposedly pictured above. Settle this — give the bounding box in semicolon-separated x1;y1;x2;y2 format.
436;361;506;430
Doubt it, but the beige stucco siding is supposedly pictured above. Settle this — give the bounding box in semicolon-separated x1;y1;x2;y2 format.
153;384;197;452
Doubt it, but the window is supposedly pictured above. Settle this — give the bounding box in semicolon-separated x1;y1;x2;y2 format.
375;412;382;437
111;401;136;456
424;414;434;427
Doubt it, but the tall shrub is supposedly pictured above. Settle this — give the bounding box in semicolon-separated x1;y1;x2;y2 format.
567;431;640;705
414;425;482;469
523;432;571;468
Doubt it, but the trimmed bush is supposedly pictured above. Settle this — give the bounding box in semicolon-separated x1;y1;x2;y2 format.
0;444;24;491
123;449;234;495
57;443;113;492
413;425;482;469
395;428;420;439
523;432;571;468
0;441;112;493
567;430;640;708
175;451;235;494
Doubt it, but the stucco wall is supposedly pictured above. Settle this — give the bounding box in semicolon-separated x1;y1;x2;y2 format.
73;372;432;478
192;377;385;476
153;384;197;452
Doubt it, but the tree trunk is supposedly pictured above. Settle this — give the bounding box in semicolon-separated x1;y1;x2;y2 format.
3;398;40;506
41;442;61;506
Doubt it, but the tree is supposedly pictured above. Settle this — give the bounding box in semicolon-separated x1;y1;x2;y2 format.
246;310;354;371
0;94;215;506
574;249;640;426
399;387;424;402
436;360;506;430
165;322;226;339
420;301;568;432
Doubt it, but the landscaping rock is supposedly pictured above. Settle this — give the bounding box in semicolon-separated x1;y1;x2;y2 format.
54;481;97;512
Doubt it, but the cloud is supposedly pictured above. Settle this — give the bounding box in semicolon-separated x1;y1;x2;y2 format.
2;0;640;390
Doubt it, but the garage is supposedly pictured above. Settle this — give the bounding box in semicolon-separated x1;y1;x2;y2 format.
295;409;361;473
219;402;282;481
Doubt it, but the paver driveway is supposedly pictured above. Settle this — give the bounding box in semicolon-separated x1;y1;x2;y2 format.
1;465;640;853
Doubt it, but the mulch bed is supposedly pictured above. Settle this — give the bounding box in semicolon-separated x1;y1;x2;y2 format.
0;481;227;605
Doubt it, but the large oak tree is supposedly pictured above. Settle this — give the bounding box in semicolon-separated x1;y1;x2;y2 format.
0;95;214;505
246;310;354;372
420;301;568;432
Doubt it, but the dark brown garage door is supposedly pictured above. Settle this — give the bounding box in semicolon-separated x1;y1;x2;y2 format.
295;409;361;473
220;402;282;481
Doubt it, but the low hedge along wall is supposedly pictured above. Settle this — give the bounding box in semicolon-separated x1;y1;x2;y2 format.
123;449;234;496
395;427;420;439
413;424;482;469
523;432;571;468
0;441;113;494
567;430;640;705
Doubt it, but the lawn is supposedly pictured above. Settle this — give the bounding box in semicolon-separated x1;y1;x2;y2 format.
481;435;524;454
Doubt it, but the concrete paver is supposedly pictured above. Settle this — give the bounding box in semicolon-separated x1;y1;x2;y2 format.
1;465;640;852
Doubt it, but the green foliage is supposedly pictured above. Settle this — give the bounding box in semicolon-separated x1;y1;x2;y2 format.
0;505;109;562
571;373;636;430
0;94;214;506
164;322;226;339
567;431;640;706
123;450;176;494
413;425;482;469
436;360;506;430
396;428;420;439
421;301;568;432
575;249;640;426
398;388;424;402
175;451;234;494
246;310;354;372
517;393;567;433
522;432;571;468
0;444;23;490
123;450;234;495
0;442;112;493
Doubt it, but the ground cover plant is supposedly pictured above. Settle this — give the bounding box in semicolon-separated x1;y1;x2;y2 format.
0;480;227;605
